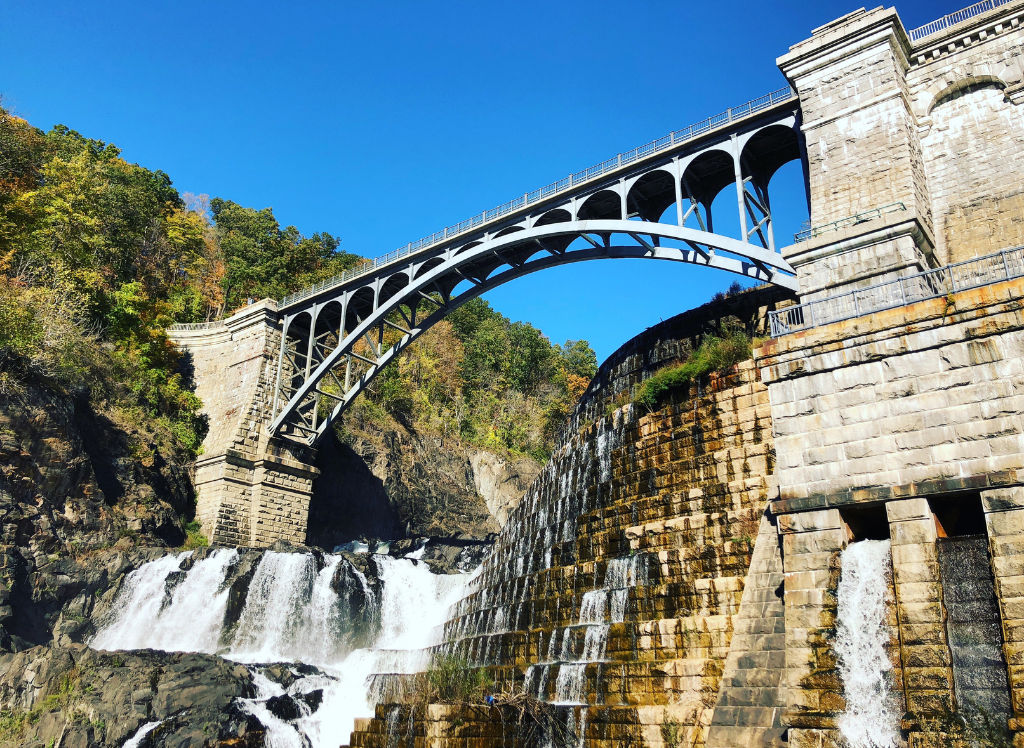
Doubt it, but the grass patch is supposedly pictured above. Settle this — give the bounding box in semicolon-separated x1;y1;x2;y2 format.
0;668;83;741
0;710;27;739
181;520;208;550
424;654;491;704
635;331;751;410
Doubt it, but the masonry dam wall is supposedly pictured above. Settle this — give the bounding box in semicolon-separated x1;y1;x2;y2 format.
342;283;1024;748
347;307;784;747
161;2;1024;746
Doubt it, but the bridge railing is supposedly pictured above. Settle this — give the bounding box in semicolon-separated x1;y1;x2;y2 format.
278;86;796;309
768;245;1024;337
167;320;227;332
909;0;1012;41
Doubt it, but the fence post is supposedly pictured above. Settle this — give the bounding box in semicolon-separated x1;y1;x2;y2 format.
1002;250;1011;279
898;277;907;305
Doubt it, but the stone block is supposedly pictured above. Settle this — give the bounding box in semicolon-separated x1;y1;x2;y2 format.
987;509;1024;538
983;486;1024;513
778;509;844;535
886;498;932;523
890;519;938;546
894;582;943;604
783;529;846;556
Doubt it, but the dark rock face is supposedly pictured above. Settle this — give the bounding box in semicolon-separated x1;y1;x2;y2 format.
0;644;262;748
309;424;539;553
385;536;493;574
0;381;196;652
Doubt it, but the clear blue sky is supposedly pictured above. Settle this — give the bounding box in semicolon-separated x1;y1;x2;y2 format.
2;0;959;361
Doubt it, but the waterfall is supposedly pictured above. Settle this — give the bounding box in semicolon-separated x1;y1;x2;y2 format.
545;554;646;705
92;550;237;653
835;540;900;748
937;536;1012;732
121;720;162;748
92;549;472;748
230;552;346;664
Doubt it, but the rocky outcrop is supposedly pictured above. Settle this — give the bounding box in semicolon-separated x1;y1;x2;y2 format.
467;449;539;527
308;424;540;550
0;644;261;748
0;380;199;653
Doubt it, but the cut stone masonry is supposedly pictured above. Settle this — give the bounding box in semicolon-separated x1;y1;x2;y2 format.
168;301;318;547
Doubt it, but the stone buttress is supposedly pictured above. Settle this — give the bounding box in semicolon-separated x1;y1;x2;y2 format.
168;302;318;547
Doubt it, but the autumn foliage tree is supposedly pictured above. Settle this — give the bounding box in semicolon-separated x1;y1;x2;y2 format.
0;103;598;463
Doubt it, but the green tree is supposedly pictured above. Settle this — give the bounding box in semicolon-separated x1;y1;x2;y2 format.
557;339;598;381
210;198;360;308
505;321;551;392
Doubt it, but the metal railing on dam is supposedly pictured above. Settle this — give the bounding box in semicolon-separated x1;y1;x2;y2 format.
793;202;906;243
768;245;1024;337
909;0;1013;41
278;86;795;309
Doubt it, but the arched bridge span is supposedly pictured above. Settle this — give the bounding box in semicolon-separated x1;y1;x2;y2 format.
270;99;805;444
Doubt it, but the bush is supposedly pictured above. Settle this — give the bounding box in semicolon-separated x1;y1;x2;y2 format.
425;654;492;704
181;520;208;550
635;331;752;410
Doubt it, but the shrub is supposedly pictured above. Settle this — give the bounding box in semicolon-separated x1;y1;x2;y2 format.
425;654;491;704
635;331;752;410
181;520;208;550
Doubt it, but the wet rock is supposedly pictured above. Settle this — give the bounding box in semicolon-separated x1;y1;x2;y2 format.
0;644;264;748
265;692;303;721
219;549;266;644
299;689;323;712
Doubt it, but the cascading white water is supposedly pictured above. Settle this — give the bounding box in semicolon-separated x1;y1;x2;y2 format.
297;555;475;747
91;549;472;748
92;549;237;653
230;552;346;664
544;554;646;705
121;720;163;748
835;539;900;748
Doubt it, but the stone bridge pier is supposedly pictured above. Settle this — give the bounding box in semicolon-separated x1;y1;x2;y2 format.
168;302;319;547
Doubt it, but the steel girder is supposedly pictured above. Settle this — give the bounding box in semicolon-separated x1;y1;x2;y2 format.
269;220;797;444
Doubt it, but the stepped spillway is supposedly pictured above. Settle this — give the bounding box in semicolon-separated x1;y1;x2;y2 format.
352;358;780;747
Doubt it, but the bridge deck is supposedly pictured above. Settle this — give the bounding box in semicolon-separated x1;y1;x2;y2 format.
279;87;796;311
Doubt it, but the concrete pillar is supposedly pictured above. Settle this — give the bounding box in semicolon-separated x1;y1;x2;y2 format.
886;499;956;730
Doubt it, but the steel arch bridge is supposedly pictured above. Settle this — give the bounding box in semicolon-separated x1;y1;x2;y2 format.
269;92;805;445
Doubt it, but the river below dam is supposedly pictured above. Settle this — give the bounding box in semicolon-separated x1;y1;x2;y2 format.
91;548;473;748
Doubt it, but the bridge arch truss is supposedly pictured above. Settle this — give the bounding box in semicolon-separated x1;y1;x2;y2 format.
270;104;805;444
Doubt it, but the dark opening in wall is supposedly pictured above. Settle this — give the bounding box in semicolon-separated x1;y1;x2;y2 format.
840;504;890;541
929;493;987;538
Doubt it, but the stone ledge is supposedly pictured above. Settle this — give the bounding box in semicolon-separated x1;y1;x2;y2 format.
224;448;320;477
770;470;1022;514
757;275;1024;382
